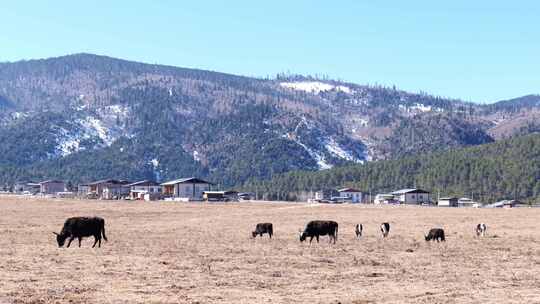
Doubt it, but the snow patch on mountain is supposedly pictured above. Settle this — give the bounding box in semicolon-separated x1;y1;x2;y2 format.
79;116;112;145
357;118;369;127
358;137;376;162
296;140;332;170
411;103;432;112
193;150;201;162
325;138;362;163
286;133;365;169
280;81;352;94
284;133;331;170
399;103;443;114
55;115;120;156
10;112;28;120
149;158;161;181
56;128;82;157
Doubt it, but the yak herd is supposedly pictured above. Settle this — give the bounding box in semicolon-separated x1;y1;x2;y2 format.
53;216;488;248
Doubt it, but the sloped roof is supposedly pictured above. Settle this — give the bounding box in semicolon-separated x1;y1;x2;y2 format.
161;177;213;186
88;179;131;186
125;180;160;187
38;180;64;184
338;188;362;193
15;180;36;184
485;200;523;208
439;197;458;200
392;188;430;195
203;190;238;195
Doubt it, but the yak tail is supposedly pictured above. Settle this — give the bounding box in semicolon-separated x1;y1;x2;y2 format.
101;220;108;242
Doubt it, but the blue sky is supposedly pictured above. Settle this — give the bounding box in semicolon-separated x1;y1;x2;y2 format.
2;1;539;102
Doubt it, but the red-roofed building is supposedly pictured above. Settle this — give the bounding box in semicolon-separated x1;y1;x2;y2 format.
337;188;365;203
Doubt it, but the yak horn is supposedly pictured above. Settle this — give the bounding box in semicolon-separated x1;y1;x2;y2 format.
52;232;59;235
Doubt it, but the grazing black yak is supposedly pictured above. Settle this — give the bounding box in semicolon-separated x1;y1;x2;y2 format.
54;217;108;248
299;220;338;244
425;228;445;242
252;223;273;238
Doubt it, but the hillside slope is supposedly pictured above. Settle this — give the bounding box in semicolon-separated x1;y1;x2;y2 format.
243;133;540;203
0;54;538;186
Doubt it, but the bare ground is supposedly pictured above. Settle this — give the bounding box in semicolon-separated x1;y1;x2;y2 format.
0;195;539;304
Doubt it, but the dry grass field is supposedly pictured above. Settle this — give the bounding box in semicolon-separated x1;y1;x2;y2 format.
1;195;540;304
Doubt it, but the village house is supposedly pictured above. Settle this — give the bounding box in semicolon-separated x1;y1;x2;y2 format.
314;189;339;202
438;197;459;207
38;180;65;195
392;188;431;204
457;197;482;208
203;190;238;202
484;199;524;208
238;192;254;201
87;179;131;200
77;183;91;197
13;181;40;194
126;180;161;200
374;193;397;204
337;188;364;203
160;177;212;201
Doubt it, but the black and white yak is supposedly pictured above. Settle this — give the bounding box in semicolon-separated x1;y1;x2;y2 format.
476;223;487;237
355;224;363;238
380;222;390;238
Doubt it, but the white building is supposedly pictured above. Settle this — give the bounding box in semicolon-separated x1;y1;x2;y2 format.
374;194;396;204
457;197;481;208
484;200;524;208
438;197;458;207
337;188;364;203
314;189;338;201
391;188;431;204
161;177;212;201
126;180;162;200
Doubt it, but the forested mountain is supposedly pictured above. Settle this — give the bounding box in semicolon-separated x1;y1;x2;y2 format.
0;53;538;187
242;133;540;203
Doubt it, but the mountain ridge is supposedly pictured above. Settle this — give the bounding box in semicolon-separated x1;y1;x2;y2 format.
0;53;539;187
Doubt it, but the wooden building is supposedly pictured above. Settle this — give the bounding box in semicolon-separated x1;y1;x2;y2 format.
161;177;212;201
38;180;65;195
126;180;162;200
13;181;40;194
87;179;131;199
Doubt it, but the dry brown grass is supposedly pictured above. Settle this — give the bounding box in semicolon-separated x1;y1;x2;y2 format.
1;195;539;303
